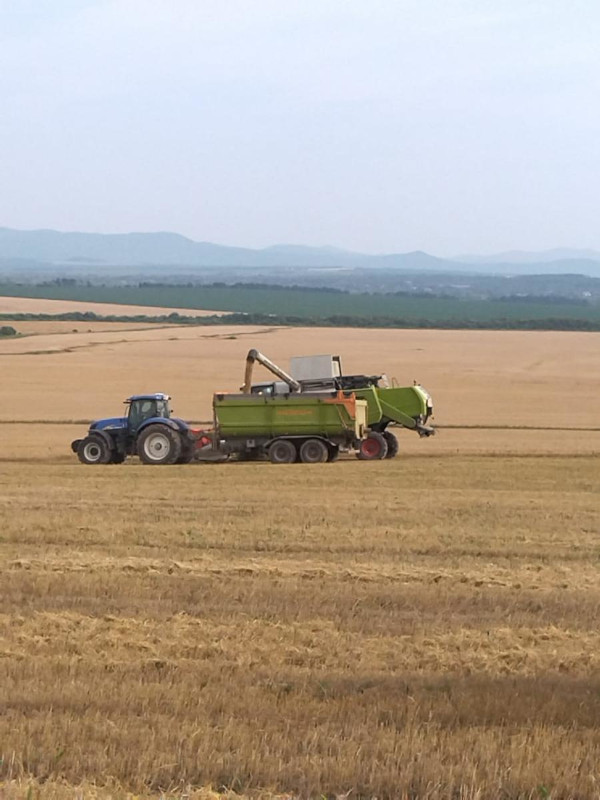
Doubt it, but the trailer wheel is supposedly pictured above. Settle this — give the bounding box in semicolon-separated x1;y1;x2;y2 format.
357;432;388;460
77;435;111;465
137;424;182;465
299;438;328;464
382;431;399;459
268;439;297;464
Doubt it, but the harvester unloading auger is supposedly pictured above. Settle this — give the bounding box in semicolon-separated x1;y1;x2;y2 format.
242;349;301;394
244;350;435;460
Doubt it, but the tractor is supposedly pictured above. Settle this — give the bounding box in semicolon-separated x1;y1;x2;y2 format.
71;393;198;465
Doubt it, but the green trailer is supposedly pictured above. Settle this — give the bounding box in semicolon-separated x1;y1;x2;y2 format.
211;390;367;463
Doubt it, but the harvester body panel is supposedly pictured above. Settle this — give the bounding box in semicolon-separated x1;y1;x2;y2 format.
364;386;430;429
288;353;434;436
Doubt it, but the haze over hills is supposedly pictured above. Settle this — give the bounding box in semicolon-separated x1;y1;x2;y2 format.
1;227;600;278
457;248;600;265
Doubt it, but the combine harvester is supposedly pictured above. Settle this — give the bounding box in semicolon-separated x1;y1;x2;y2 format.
71;349;433;465
245;351;434;459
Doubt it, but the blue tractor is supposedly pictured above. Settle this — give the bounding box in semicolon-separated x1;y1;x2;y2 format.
71;393;197;465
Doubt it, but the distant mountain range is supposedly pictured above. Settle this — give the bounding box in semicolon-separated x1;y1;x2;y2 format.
1;227;600;277
456;248;600;265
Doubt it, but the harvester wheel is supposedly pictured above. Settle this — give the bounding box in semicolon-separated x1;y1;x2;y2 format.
299;438;328;464
357;432;388;460
137;424;182;465
382;431;399;459
268;439;297;464
77;435;111;465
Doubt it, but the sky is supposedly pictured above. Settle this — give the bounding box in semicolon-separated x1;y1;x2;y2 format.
1;0;599;255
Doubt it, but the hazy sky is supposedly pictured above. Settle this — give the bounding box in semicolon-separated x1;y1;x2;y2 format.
1;0;599;255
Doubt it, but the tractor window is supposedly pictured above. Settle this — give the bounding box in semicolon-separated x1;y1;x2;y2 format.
129;400;155;428
140;401;155;418
155;399;169;418
128;398;170;429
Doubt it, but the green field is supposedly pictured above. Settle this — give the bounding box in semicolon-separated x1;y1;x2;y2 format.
1;282;600;327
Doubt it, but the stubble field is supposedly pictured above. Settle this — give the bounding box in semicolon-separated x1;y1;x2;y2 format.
1;309;599;798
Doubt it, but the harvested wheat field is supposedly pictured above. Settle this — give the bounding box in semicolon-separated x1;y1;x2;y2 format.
1;318;600;798
0;295;225;318
1;321;599;428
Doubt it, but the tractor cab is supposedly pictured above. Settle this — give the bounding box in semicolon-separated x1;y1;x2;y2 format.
126;394;171;431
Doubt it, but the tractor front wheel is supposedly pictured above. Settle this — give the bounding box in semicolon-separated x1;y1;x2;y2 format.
357;432;389;461
77;435;112;465
137;425;182;465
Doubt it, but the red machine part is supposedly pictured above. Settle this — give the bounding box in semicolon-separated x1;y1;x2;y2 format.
189;428;213;450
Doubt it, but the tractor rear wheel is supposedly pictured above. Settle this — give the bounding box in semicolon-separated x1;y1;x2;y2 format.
299;438;328;464
268;439;297;464
176;441;196;464
357;432;388;460
382;431;399;459
77;435;111;465
137;424;182;465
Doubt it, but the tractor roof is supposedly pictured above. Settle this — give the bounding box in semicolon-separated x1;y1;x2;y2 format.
125;393;171;403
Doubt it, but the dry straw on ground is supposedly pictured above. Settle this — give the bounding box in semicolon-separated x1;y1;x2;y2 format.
1;319;600;798
1;455;599;798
